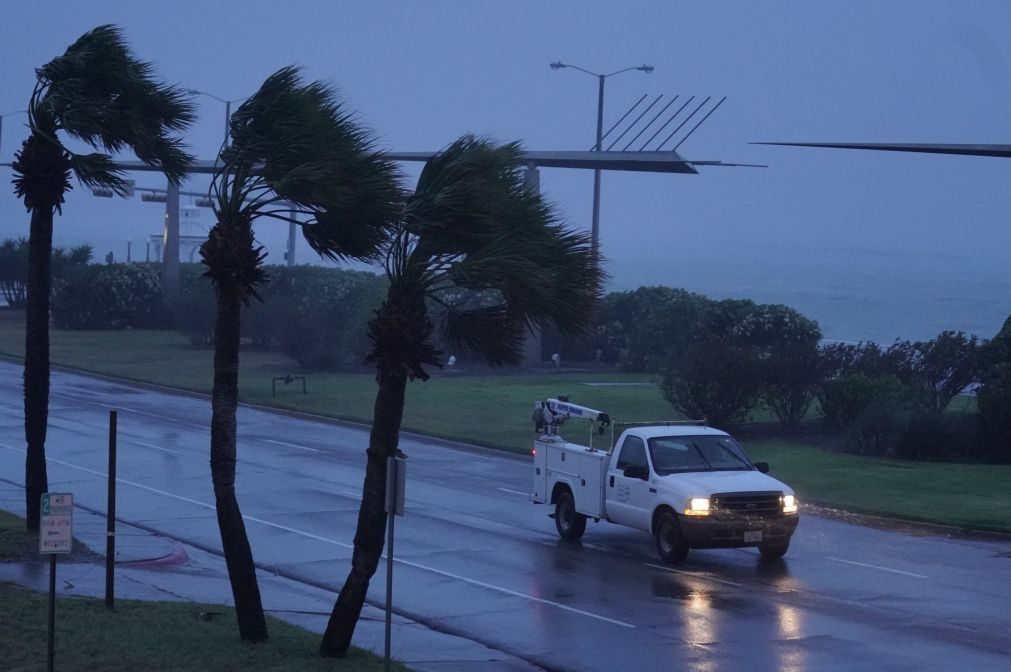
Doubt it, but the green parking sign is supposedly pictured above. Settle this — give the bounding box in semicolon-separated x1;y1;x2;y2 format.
39;493;73;555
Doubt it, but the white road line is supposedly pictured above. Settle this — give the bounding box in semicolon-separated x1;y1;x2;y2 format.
497;487;529;497
827;557;928;579
99;403;206;430
645;563;743;587
129;440;182;456
0;444;634;629
260;438;321;453
391;555;635;629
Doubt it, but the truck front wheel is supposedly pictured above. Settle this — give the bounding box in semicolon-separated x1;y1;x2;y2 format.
759;540;790;560
555;490;587;540
654;510;689;564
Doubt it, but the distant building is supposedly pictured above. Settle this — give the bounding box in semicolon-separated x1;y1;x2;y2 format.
147;205;206;263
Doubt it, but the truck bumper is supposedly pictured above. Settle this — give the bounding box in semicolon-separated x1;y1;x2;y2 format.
680;514;799;549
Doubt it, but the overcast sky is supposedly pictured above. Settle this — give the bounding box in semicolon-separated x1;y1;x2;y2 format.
1;1;1009;339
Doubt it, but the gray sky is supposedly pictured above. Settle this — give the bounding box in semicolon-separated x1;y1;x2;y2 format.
1;1;1009;340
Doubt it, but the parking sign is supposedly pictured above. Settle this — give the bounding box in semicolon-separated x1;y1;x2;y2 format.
39;493;73;554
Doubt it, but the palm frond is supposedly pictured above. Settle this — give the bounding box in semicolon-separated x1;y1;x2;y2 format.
33;24;196;184
377;136;604;371
215;66;403;264
67;153;129;195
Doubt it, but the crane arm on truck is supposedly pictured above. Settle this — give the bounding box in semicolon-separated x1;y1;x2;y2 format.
533;398;610;436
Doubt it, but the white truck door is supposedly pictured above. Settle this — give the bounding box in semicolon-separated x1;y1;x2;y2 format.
606;435;653;531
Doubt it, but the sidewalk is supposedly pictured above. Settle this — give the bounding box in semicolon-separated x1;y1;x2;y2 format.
0;482;542;672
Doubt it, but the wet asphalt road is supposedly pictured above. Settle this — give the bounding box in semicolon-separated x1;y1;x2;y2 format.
1;361;1010;672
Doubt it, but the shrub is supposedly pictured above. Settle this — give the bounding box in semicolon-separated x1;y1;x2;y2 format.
977;364;1011;462
903;331;981;415
0;238;91;309
977;319;1011;464
658;298;822;429
174;264;216;346
174;264;385;368
276;267;386;369
896;410;978;462
658;341;762;429
761;340;823;428
592;286;710;371
819;372;909;429
51;263;163;330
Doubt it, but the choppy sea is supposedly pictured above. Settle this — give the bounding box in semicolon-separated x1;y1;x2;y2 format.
609;244;1010;345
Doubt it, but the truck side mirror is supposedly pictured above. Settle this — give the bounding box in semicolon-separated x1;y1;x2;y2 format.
754;462;770;474
623;465;648;480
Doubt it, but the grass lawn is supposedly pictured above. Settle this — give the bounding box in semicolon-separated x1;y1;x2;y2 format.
0;310;673;451
1;311;1009;533
0;511;403;672
747;440;1011;532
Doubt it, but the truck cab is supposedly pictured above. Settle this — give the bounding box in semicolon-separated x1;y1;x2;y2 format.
531;403;799;563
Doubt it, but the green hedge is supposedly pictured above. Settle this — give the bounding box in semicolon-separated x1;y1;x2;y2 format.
175;263;386;370
51;263;163;330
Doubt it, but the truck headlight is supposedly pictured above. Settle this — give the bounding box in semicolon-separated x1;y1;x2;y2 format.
782;494;798;514
685;497;711;516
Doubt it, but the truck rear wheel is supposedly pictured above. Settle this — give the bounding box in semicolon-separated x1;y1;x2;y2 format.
654;510;689;564
555;490;586;540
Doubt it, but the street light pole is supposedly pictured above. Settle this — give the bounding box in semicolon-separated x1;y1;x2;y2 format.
187;89;244;145
592;74;605;247
550;62;653;251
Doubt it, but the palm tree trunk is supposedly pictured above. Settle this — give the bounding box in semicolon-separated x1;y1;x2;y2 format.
320;364;407;657
23;207;52;533
210;282;268;643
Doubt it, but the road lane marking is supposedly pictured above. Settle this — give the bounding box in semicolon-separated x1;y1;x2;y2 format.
0;444;635;629
390;556;635;628
0;406;21;416
98;403;206;430
646;563;742;587
130;440;182;456
497;488;529;497
260;438;322;453
827;557;928;579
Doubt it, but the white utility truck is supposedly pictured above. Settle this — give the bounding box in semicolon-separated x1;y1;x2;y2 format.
530;398;799;563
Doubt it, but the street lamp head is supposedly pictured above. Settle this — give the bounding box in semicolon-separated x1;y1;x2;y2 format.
549;61;567;70
638;65;654;73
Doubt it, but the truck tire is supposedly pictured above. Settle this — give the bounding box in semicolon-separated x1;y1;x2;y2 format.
555;490;586;540
759;540;790;560
654;510;689;564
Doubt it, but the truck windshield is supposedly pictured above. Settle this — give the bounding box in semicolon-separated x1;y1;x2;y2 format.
648;435;754;474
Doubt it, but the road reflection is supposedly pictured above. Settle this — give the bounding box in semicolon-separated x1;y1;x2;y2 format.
649;561;810;672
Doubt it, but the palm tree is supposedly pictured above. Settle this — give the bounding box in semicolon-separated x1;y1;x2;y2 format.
11;25;194;532
203;66;401;643
320;136;603;657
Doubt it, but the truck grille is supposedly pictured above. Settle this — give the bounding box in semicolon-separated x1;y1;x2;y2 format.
711;492;782;520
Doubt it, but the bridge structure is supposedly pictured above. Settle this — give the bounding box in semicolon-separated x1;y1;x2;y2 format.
2;93;765;364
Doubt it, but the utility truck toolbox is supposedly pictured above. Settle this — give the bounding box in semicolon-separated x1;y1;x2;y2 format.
530;398;799;563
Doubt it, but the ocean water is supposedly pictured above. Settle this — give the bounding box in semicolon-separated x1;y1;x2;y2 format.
609;244;1011;345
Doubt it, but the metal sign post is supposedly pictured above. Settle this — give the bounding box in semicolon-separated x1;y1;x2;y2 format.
384;455;406;672
106;411;117;610
40;492;73;672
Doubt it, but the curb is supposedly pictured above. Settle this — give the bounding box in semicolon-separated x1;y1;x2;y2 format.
0;353;530;462
802;502;1011;541
117;540;190;568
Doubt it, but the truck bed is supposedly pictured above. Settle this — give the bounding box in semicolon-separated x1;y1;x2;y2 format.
532;435;609;519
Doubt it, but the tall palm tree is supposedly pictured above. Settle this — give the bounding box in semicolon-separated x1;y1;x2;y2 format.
320;136;603;656
11;25;194;532
204;66;401;643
